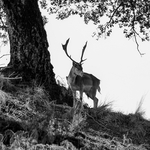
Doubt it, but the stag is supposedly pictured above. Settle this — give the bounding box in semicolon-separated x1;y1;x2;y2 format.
62;38;101;108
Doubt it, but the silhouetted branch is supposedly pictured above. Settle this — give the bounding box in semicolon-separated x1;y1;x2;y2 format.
132;3;145;56
133;30;145;56
104;2;123;30
0;54;10;59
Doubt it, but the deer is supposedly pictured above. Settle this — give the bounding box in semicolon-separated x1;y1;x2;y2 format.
62;38;101;109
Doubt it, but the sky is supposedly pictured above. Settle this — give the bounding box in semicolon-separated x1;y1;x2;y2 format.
0;14;150;119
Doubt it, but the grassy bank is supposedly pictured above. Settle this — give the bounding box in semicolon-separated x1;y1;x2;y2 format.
0;78;149;150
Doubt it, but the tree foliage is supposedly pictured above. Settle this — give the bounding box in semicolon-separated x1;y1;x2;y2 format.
39;0;150;55
48;0;150;38
0;0;150;53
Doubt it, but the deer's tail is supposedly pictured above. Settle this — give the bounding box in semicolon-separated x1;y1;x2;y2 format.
98;86;101;94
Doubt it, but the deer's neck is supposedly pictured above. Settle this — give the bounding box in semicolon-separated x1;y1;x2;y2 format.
68;67;77;85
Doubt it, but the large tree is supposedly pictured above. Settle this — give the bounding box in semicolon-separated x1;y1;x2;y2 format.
0;0;149;99
0;0;59;99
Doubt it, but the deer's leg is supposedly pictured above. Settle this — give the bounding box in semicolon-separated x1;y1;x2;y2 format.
72;91;76;108
93;97;98;108
79;90;83;109
89;88;98;108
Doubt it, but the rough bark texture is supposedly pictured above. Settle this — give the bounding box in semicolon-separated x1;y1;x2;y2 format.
2;0;59;99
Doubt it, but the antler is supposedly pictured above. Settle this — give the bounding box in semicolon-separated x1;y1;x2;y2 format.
62;38;78;64
62;39;87;65
80;41;87;64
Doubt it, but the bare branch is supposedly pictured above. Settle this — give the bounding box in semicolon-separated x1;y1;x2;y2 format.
133;30;145;56
131;2;145;56
0;54;10;59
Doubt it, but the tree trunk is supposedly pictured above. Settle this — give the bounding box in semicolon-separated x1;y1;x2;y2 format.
2;0;59;99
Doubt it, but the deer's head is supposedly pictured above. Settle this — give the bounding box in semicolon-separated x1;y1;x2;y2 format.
62;38;87;77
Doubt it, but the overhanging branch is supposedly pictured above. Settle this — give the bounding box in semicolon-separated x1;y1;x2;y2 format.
0;54;10;59
131;2;145;56
104;1;123;30
133;30;145;56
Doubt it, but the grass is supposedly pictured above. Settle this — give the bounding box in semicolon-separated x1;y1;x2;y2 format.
0;76;150;149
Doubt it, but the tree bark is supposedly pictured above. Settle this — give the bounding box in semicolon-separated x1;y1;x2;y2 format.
2;0;59;99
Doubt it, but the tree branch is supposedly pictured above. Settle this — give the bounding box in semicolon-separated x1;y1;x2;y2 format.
104;1;123;30
133;30;145;56
131;2;145;56
0;54;10;59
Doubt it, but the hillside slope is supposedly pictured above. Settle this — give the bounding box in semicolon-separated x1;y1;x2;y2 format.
0;82;149;150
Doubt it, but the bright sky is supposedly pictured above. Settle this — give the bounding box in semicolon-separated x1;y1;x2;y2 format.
0;14;150;119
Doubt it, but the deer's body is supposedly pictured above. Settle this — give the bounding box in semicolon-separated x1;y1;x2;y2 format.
62;38;101;108
67;64;100;108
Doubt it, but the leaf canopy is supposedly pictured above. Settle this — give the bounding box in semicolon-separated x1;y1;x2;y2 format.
0;0;150;45
42;0;150;42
